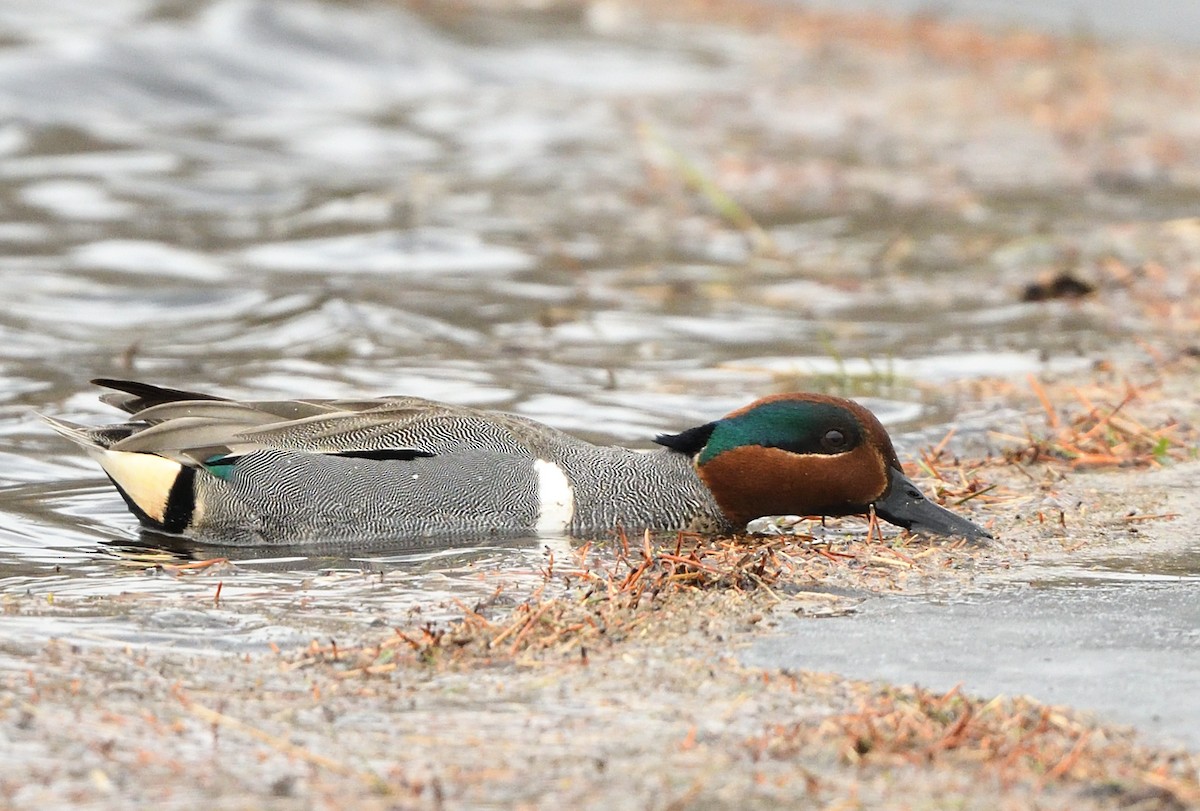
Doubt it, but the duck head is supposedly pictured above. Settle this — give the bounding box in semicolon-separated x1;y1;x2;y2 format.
656;393;991;541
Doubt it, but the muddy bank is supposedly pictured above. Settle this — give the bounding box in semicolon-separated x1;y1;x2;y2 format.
2;540;1196;810
0;601;1193;811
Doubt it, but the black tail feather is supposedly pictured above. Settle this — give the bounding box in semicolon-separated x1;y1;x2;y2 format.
92;378;228;414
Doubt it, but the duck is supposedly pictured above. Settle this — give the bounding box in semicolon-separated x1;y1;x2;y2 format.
45;379;992;547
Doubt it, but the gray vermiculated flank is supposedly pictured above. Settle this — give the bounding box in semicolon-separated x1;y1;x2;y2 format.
195;449;543;545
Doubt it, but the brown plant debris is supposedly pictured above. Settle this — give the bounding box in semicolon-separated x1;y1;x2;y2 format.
282;528;988;676
989;375;1195;470
750;683;1200;809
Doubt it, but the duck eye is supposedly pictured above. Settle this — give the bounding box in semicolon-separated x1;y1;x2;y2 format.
822;428;848;452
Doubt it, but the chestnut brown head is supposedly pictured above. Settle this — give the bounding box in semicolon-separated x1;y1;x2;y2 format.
656;393;990;541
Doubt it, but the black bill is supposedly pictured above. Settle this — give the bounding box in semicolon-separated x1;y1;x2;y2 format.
873;467;992;543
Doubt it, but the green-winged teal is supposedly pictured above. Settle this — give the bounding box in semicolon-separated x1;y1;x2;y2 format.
46;379;991;546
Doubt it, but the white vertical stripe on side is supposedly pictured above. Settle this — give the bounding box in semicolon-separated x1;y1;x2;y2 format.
533;459;575;533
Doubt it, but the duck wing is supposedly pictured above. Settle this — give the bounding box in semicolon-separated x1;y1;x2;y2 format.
89;379;569;465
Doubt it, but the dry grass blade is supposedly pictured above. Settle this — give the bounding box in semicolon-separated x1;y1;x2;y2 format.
987;376;1195;471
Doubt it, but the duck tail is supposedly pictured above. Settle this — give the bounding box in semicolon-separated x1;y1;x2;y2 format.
42;415;196;533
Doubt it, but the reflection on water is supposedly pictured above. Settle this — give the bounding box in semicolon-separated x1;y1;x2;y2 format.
0;540;559;653
744;535;1200;747
745;575;1200;749
1025;544;1200;585
0;0;1194;652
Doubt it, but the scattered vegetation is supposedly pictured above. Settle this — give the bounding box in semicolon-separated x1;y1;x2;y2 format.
752;684;1200;809
991;375;1197;469
279;524;988;677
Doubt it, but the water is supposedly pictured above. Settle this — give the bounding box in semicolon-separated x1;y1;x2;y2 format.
0;0;1198;747
744;553;1200;749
